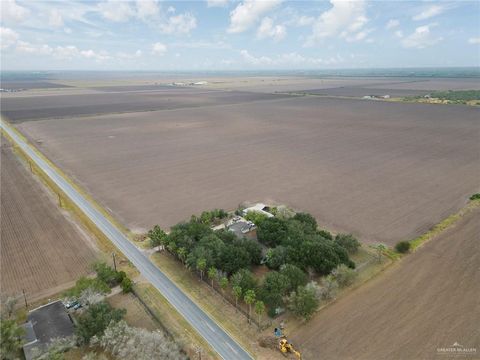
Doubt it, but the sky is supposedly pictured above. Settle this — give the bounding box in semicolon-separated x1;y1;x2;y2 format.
1;0;479;71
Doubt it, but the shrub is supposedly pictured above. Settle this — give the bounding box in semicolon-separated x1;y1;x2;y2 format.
334;234;360;254
66;277;110;298
286;282;320;320
470;193;480;200
395;241;411;254
332;264;357;287
148;225;167;248
76;302;125;344
319;275;338;301
244;211;269;225
121;276;133;293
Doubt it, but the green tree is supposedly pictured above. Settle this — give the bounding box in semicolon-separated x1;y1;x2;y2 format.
219;276;229;298
148;225;167;248
293;212;318;232
93;262;120;287
177;247;188;266
232;286;242;310
287;284;320;320
244;211;269;226
280;264;308;293
231;269;257;295
120;276;133;293
395;241;411;254
196;258;207;281
265;246;288;270
244;290;256;323
207;267;217;288
254;300;266;326
332;264;357;288
76;301;126;344
0;319;24;360
256;217;289;247
259;271;289;309
220;245;251;275
335;234;361;254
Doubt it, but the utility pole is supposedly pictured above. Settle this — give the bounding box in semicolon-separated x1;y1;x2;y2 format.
22;289;28;309
112;252;117;272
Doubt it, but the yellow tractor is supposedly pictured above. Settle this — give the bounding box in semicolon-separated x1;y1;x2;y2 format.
279;337;302;359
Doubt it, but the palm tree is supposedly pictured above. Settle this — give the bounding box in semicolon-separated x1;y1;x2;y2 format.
244;289;256;323
232;286;242;311
207;267;217;288
196;258;207;281
255;300;266;327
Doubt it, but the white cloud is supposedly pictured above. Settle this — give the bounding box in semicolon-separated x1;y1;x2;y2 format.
49;9;64;28
118;50;143;59
1;0;30;23
152;42;167;55
228;0;282;33
159;13;197;34
345;28;373;42
468;37;480;45
305;0;368;45
52;45;79;59
296;15;314;27
386;19;399;30
395;30;403;38
240;49;343;67
80;49;111;61
0;27;19;49
402;25;442;49
16;41;53;56
136;0;159;20
412;5;446;21
167;6;175;13
257;17;286;41
207;0;229;7
97;0;135;22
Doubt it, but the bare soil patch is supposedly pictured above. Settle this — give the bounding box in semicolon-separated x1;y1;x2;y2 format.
0;139;97;300
16;96;479;244
290;206;480;360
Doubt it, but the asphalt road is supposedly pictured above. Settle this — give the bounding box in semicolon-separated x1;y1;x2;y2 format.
1;120;252;360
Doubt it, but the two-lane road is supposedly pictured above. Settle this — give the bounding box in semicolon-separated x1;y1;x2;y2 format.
1;119;253;360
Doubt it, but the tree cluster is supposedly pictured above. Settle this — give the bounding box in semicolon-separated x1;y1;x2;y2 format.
259;213;355;275
149;217;262;276
76;301;126;344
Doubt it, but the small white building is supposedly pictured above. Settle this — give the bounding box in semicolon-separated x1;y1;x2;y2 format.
242;203;274;218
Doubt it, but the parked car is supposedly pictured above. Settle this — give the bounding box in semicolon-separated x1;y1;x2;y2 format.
64;300;78;309
73;303;82;310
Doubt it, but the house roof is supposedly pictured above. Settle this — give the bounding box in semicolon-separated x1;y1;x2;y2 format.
22;301;74;360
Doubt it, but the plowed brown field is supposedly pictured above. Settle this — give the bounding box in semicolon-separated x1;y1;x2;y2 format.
15;95;480;244
0;139;97;300
290;206;480;360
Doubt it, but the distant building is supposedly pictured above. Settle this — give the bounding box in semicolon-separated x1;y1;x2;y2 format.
22;301;74;360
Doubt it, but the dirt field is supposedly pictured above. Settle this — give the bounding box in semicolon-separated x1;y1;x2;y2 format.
1;88;293;122
0;139;97;300
15;95;479;244
290;206;480;360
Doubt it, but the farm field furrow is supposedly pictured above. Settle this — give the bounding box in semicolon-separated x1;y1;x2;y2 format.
0;139;97;300
290;206;480;360
15;95;480;244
